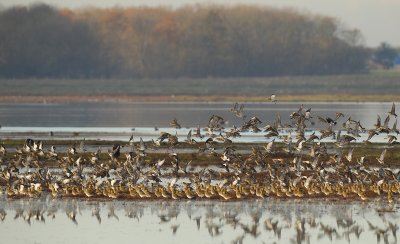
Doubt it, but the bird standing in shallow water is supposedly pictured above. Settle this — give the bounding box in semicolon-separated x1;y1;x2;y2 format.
270;94;277;103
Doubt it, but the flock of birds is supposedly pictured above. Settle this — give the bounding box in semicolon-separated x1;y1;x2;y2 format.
1;98;400;203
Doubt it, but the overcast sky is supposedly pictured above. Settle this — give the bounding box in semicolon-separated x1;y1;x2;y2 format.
1;0;399;47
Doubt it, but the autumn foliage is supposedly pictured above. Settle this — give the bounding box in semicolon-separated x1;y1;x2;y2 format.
0;4;369;78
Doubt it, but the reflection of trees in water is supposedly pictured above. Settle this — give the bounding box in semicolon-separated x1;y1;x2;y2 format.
0;195;398;243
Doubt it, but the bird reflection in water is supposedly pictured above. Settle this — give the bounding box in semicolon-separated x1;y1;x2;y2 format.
0;196;399;244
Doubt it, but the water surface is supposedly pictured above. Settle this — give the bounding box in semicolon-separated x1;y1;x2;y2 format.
0;102;390;127
0;195;398;244
0;102;393;143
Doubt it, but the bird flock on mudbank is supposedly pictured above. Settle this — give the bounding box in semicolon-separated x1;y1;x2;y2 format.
1;99;400;202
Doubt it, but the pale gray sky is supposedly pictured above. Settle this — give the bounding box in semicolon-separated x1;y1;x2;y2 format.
1;0;399;47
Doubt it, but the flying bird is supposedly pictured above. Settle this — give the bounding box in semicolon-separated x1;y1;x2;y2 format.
389;102;397;117
376;148;387;164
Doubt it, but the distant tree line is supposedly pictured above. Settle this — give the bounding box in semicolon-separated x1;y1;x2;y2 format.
0;4;370;78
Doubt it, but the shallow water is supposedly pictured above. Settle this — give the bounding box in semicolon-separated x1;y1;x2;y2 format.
0;101;391;127
0;195;398;244
0;101;396;143
0;126;392;144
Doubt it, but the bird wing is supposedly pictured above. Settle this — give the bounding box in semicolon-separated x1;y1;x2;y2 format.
128;134;134;143
335;112;344;120
187;130;192;141
79;138;86;152
238;104;244;113
347;148;354;161
393;119;398;131
375;115;381;128
367;130;377;141
391;102;396;114
317;116;327;124
265;139;274;152
139;137;146;151
157;159;165;167
384;115;390;128
380;149;387;161
231;102;238;112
